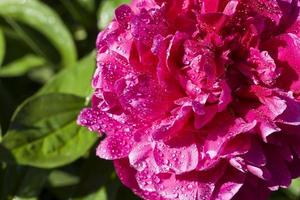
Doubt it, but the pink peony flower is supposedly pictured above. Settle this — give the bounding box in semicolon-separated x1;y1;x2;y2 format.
78;0;300;199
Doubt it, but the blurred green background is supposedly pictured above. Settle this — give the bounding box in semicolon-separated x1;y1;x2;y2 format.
0;0;299;199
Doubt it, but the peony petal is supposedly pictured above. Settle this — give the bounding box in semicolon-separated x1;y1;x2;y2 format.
223;1;239;16
232;176;271;200
279;0;300;36
246;0;283;25
131;7;168;46
79;0;300;199
245;105;281;142
242;138;267;167
287;155;300;178
78;108;132;134
97;130;134;160
268;33;300;92
116;73;176;122
246;165;271;180
96;22;133;60
277;94;300;125
94;49;130;90
212;166;245;200
114;159;165;200
247;48;280;85
151;106;191;140
115;4;133;29
135;166;157;192
204;113;256;160
278;124;300;158
194;105;218;129
114;158;138;189
129;142;155;171
265;146;292;190
153;135;199;174
218;80;232;111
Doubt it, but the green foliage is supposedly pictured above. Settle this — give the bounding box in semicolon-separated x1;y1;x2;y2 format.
0;28;5;66
0;0;135;199
38;51;96;97
0;0;77;68
76;0;96;13
0;164;49;200
285;178;300;199
0;0;299;199
0;55;45;77
2;93;98;168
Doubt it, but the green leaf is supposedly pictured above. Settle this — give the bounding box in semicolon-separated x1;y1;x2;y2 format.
287;178;300;198
59;0;94;29
0;55;45;77
47;169;81;199
38;51;96;97
0;80;15;135
76;187;107;200
76;0;95;13
48;170;80;188
47;154;117;200
270;191;292;200
48;154;139;200
2;93;98;168
14;167;49;198
0;0;77;68
28;66;55;83
0;28;5;67
0;164;49;200
97;0;131;30
73;158;117;200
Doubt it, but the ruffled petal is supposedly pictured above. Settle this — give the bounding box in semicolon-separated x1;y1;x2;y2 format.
78;0;300;199
97;130;134;160
267;33;300;92
153;135;199;174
